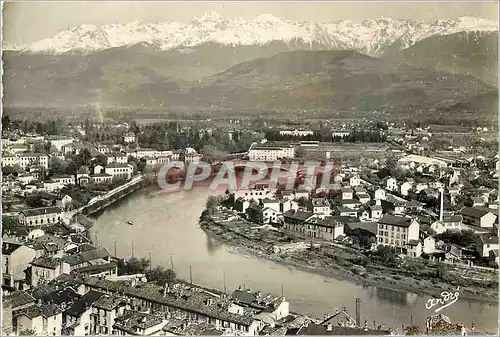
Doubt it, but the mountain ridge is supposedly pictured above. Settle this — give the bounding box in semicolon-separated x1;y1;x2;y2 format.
4;13;498;56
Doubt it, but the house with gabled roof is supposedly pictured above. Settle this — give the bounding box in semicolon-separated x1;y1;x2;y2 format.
377;214;420;256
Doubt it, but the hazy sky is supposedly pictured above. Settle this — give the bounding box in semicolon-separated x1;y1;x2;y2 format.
4;1;499;44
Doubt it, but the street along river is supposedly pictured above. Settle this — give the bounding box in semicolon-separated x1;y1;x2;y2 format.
90;187;498;332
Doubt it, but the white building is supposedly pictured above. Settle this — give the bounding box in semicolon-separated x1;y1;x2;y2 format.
18;173;35;185
374;188;386;201
349;176;360;187
385;177;398;192
123;132;136;143
332;130;350;138
400;182;413;196
92;173;113;184
279;130;314;137
2;153;49;170
341;187;353;200
311;198;331;216
376;215;420;257
18;206;63;226
51;175;75;186
106;153;128;165
476;235;499;257
248;145;295;161
104;163;134;180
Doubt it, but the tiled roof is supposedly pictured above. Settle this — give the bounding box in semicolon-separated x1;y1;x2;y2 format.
20;206;62;217
378;214;413;228
63;247;110;266
461;207;493;219
64;290;105;317
283;210;313;222
31;257;61;269
6;290;35;309
72;262;117;275
13;304;61;319
93;294;127;311
2;241;22;255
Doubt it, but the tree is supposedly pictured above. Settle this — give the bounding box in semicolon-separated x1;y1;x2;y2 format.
3;164;22;176
93;155;108;168
117;257;150;275
2;114;11;131
19;329;37;335
48;157;67;175
146;266;176;287
77;165;90;175
206;196;218;214
385;154;398;174
374;245;398;267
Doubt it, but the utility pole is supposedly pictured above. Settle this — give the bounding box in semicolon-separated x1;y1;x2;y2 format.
223;271;227;293
355;298;361;328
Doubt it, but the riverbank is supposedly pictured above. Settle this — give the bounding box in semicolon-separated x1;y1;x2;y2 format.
200;218;498;304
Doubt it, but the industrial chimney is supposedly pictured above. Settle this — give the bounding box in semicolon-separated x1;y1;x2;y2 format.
439;188;444;222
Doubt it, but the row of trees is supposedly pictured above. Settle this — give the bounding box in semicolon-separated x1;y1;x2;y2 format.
117;257;177;287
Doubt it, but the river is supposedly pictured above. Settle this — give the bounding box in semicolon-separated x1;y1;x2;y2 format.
89;187;498;332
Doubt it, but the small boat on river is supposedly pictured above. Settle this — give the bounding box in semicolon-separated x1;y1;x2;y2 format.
127;221;134;225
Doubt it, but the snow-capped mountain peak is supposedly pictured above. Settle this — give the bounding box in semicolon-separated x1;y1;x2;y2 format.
195;11;225;22
13;13;499;56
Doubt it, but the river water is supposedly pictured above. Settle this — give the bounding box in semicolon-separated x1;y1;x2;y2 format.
90;187;498;331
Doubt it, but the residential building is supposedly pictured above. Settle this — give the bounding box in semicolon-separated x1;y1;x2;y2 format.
18;173;35;185
349;176;360;187
104;163;134;180
304;215;345;241
376;215;420;256
283;210;314;235
51;175;75;186
234;197;250;214
2;153;49;170
430;213;464;234
341;187;353;200
400;182;413;196
63;290;106;335
374;188;386;201
112;310;167;336
43;179;60;192
262;207;278;224
105;153;128;165
13;304;62;336
2;242;36;289
310;198;331;216
91;294;129;335
476;235;499;258
461;207;496;228
30;257;70;287
385;177;398;192
46;136;74;152
123;132;136;143
92;173;113;185
18;206;63;226
368;205;383;220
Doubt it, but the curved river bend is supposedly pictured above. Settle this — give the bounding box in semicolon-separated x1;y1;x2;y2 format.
90;187;498;331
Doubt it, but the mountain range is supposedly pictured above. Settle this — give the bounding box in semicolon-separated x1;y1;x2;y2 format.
5;13;498;57
2;13;498;121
